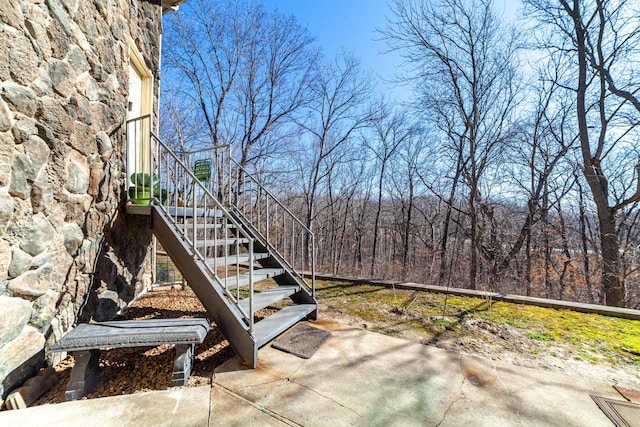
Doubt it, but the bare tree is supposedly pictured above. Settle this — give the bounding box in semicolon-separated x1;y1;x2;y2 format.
328;164;369;274
364;102;418;276
525;0;640;306
159;93;203;153
161;0;316;169
394;131;427;274
490;67;575;284
295;52;375;231
384;0;522;289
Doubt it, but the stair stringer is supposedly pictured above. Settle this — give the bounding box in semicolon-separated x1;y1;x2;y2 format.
150;206;258;366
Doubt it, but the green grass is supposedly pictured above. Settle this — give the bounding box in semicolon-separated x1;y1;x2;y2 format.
500;318;528;328
527;332;552;341
433;318;459;329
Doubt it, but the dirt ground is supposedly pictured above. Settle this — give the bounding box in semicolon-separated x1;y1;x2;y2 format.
28;285;640;407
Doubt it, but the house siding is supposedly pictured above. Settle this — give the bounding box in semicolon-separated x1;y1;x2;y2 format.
0;0;163;403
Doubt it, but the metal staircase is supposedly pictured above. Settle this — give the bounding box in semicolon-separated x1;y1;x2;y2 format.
125;116;317;368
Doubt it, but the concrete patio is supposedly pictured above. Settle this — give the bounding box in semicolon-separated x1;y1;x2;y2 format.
0;320;629;426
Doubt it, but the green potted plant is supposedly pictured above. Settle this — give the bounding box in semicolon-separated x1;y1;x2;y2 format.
129;172;167;205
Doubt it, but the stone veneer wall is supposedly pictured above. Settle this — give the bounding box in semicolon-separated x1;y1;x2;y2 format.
0;0;163;403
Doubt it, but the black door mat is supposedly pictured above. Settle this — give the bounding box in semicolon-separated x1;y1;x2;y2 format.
271;323;331;359
591;395;640;427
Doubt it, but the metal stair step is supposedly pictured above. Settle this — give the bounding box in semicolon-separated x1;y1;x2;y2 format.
206;253;270;266
191;238;250;247
176;222;233;231
254;304;317;348
166;207;224;218
238;285;300;313
222;268;285;291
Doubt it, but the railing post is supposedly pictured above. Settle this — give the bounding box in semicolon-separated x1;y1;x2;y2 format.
265;197;269;243
125;122;131;202
227;146;232;206
301;227;305;280
192;184;196;259
248;238;254;335
311;233;316;298
149;117;154;203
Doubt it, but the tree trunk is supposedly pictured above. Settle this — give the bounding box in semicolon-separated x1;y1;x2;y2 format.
598;211;624;306
439;152;463;286
370;163;386;276
577;178;594;303
469;193;478;291
525;206;532;297
542;185;551;297
571;3;625;307
402;172;414;273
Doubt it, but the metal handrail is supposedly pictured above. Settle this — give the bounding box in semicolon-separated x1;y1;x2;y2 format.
126;116;258;334
182;146;315;297
125;115;153;203
228;157;316;297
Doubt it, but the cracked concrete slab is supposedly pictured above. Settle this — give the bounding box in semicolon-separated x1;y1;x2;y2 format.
210;384;290;426
215;326;461;426
0;385;212;427
451;354;619;426
214;322;622;426
0;321;628;426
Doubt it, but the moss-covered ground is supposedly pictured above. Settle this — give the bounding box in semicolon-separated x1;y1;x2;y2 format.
313;279;640;367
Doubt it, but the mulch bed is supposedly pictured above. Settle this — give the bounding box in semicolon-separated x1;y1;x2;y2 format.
31;287;265;406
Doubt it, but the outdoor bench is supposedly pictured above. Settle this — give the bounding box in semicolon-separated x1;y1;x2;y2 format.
49;318;210;401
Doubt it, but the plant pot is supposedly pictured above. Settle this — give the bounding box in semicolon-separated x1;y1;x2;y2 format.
129;188;152;205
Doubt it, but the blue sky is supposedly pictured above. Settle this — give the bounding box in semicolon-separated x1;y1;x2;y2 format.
263;0;404;99
262;0;522;102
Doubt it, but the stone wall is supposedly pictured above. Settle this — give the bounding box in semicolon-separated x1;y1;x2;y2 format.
0;0;163;403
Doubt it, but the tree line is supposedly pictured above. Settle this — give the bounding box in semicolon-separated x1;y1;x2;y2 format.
160;0;640;308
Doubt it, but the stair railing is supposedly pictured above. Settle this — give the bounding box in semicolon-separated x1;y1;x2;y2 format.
229;158;315;298
126;116;257;334
182;147;315;299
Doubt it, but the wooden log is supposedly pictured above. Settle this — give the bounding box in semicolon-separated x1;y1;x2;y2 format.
5;367;59;409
